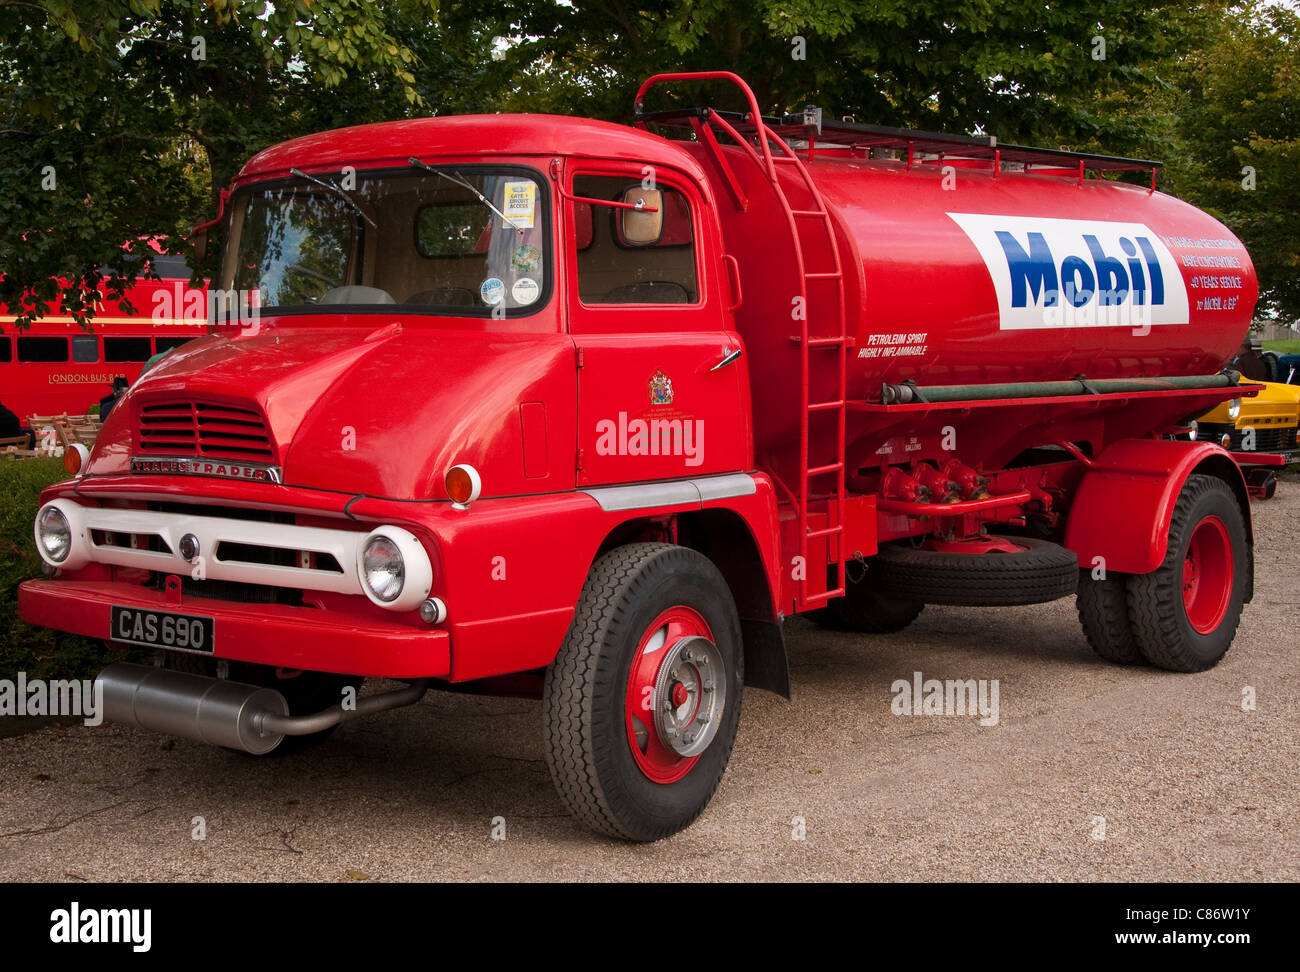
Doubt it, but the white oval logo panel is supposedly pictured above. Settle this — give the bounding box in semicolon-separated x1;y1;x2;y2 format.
946;212;1190;331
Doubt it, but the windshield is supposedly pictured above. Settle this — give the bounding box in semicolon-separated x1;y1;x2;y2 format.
220;166;550;317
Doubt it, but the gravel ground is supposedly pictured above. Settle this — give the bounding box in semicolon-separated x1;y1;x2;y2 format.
1;478;1296;882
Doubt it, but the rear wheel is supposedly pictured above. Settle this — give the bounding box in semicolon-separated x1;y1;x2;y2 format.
1127;474;1248;672
1076;570;1143;664
543;543;743;841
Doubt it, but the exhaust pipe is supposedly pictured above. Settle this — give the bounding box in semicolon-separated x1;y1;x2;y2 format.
97;662;429;755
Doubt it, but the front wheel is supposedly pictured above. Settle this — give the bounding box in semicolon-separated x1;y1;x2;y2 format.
543;543;743;841
1126;474;1249;672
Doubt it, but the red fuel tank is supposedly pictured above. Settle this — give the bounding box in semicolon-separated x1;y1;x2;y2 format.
683;140;1258;468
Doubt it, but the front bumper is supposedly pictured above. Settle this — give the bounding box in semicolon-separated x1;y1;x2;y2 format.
18;578;450;679
1199;421;1299;463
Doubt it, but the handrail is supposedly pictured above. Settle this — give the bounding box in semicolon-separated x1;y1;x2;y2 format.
635;71;850;609
634;71;778;181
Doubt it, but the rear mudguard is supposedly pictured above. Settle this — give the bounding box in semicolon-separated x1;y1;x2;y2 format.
1063;439;1253;589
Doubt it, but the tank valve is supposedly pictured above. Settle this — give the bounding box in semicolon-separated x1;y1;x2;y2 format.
943;460;991;500
916;464;962;504
882;468;931;504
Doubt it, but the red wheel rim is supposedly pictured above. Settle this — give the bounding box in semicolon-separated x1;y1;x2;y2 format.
1181;515;1233;635
625;606;717;784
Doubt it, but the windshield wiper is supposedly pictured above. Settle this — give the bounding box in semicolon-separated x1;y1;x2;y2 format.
289;167;377;228
408;157;526;230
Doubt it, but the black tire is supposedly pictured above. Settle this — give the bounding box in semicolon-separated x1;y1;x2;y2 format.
875;536;1078;606
542;543;744;841
1261;350;1280;382
1127;474;1248;672
1076;569;1143;664
230;664;363;756
809;561;924;633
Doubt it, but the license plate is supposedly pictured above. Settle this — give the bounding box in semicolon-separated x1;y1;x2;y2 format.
110;606;215;653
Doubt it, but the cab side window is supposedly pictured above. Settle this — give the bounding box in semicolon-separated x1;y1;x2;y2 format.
573;175;697;305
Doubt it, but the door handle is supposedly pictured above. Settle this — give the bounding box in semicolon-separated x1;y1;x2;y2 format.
722;254;743;311
709;347;743;372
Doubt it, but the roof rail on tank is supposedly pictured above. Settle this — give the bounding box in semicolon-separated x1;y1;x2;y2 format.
635;105;1163;181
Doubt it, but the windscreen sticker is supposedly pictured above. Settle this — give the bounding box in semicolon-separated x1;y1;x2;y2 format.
511;244;541;274
946;212;1190;331
512;277;540;306
501;182;536;229
479;277;505;305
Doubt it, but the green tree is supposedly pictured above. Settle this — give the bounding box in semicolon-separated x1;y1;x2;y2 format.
1174;2;1298;321
480;0;1205;147
0;0;435;327
4;0;1294;324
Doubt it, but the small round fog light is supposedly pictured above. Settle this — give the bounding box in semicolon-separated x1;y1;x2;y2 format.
418;597;448;624
179;533;200;561
1221;433;1232;449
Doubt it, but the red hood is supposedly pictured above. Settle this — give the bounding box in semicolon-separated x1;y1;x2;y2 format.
85;319;576;500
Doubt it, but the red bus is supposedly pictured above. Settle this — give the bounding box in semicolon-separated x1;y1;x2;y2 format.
0;253;207;421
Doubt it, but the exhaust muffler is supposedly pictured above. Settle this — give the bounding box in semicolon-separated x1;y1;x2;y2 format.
97;662;428;754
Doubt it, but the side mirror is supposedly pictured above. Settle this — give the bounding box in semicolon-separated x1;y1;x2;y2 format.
189;186;231;263
619;187;663;246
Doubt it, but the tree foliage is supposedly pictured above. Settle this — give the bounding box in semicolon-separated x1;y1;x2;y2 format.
1;0;1296;323
0;0;435;327
1173;3;1298;319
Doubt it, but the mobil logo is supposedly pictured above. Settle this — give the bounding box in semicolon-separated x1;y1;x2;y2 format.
946;212;1189;331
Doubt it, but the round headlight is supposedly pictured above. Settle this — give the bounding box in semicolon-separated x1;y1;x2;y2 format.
1227;398;1242;421
37;506;72;563
361;536;405;602
1186;420;1198;441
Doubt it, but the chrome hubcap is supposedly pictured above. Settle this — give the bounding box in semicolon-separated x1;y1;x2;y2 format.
652;635;725;758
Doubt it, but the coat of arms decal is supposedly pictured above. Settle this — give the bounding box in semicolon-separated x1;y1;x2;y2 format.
648;370;674;405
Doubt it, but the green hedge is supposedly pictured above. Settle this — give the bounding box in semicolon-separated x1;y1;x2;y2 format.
0;459;114;679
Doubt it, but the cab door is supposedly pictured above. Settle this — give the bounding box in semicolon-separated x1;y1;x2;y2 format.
565;162;750;487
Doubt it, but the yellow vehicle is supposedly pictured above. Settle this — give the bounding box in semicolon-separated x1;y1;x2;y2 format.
1196;378;1300;497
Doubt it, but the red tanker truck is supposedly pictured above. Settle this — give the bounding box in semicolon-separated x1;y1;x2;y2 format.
19;73;1260;840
